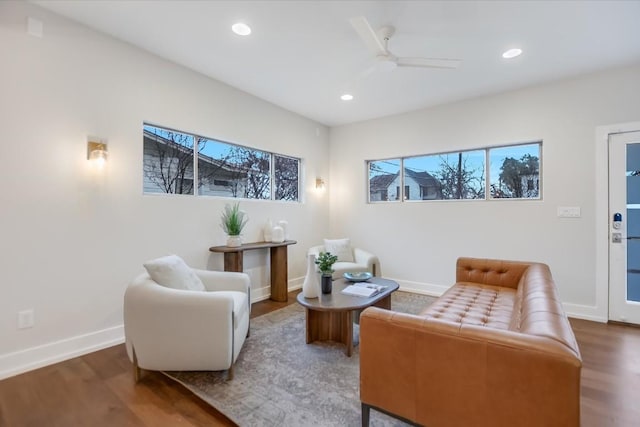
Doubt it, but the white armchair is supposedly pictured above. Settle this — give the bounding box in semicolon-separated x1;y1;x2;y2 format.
309;239;380;279
124;267;250;381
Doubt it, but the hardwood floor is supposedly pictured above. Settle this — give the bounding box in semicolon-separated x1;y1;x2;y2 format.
570;318;640;426
1;291;639;426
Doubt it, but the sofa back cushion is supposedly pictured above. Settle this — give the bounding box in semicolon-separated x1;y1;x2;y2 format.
323;238;354;262
456;257;531;289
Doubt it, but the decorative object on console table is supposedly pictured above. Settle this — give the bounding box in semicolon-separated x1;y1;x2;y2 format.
278;220;289;240
316;251;338;294
263;218;273;242
272;225;285;243
220;202;248;247
302;254;320;298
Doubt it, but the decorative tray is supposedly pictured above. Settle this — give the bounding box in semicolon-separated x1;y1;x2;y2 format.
344;272;372;282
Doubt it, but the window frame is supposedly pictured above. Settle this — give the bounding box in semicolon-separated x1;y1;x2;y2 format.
487;141;542;201
366;140;542;204
143;123;301;202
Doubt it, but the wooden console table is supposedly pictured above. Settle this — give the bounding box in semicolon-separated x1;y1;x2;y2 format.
209;240;297;302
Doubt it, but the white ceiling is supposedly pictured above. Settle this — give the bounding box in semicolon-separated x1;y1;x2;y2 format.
33;1;640;127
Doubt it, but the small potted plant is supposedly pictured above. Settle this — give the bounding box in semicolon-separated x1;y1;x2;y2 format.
220;202;248;247
315;251;338;294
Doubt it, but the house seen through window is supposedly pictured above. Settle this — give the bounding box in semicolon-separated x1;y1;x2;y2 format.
143;124;300;201
368;142;540;202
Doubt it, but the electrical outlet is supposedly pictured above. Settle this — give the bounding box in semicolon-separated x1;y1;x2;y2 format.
18;309;34;329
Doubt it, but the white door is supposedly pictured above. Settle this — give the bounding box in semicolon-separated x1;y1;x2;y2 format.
609;130;640;324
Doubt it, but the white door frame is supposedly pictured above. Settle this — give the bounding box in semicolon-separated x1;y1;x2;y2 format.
595;121;640;322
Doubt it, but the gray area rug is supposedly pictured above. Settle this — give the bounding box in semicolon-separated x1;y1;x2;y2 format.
165;291;435;427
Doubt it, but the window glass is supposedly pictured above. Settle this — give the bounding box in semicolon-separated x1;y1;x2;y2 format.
197;137;244;197
274;155;300;201
368;159;401;202
197;139;271;199
404;150;485;200
143;125;194;194
489;143;541;199
232;146;271;199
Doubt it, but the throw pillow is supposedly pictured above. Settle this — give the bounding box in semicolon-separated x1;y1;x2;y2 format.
323;238;354;263
143;254;206;292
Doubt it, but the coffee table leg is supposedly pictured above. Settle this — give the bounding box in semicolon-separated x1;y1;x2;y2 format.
305;308;312;344
305;308;355;357
373;294;391;310
344;310;353;357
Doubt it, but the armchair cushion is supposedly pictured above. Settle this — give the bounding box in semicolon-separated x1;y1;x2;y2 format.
323;238;354;262
143;254;205;292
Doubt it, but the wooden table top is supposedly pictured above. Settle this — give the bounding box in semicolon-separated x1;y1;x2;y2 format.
209;240;297;253
296;277;399;312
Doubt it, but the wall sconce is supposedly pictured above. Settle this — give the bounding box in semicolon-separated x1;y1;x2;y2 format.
315;177;326;190
87;138;108;167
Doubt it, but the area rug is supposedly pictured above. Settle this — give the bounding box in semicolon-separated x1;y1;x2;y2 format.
164;291;435;427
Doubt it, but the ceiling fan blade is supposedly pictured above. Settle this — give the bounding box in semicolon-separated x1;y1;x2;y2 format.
396;57;462;69
349;16;387;56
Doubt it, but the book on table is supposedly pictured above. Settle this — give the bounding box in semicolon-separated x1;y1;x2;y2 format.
342;282;386;297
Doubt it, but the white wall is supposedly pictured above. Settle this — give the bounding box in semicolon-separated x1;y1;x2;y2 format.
0;2;330;379
329;64;640;320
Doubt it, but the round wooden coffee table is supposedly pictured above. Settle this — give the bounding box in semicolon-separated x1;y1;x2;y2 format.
296;277;399;356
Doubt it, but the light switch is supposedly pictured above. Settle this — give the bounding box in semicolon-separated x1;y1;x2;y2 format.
557;206;581;218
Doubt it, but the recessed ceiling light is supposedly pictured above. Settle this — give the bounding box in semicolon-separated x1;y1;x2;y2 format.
232;22;251;36
340;94;354;101
502;48;523;59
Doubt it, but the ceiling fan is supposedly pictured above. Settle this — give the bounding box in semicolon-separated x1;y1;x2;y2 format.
349;16;462;74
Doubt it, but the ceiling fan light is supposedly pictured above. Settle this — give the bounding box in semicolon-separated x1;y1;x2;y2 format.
502;48;522;59
376;57;397;72
232;22;251;36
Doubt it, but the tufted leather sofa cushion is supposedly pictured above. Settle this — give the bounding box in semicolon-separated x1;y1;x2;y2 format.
420;282;516;329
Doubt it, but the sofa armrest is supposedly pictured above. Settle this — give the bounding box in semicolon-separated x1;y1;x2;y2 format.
308;245;324;257
194;268;250;294
360;307;581;427
353;248;380;276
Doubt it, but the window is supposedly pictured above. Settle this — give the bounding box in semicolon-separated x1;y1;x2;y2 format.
143;124;301;201
368;159;401;202
143;127;195;195
274;155;300;201
403;149;485;200
367;142;541;203
489;143;540;199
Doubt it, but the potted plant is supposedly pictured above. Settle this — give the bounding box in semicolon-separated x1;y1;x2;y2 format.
220;202;248;247
315;251;338;294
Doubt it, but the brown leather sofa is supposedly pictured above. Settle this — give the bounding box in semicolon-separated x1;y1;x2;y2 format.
359;257;582;427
